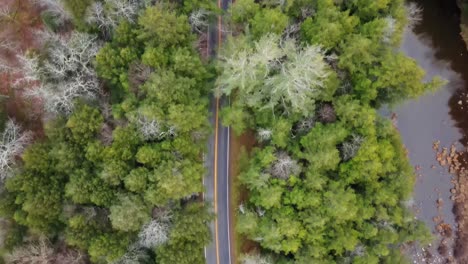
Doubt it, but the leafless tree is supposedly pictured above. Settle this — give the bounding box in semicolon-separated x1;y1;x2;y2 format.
137;115;163;141
270;151;300;179
5;237;55;264
0;6;13;22
282;23;300;40
241;253;272;264
136;114;177;141
20;31;101;115
54;249;86;264
5;236;85;264
113;245;150;264
8;238;86;264
86;0;143;36
189;9;210;33
239;203;245;214
383;16;396;44
35;0;71;25
138;220;170;249
350;244;366;257
0;120;32;180
295;117;315;134
218;34;331;116
405;2;423;30
257;128;272;142
0;39;15;52
317;103;336;123
0;57;13;73
268;43;330;115
128;62;152;95
13;53;42;86
341;134;364;161
256;207;265;217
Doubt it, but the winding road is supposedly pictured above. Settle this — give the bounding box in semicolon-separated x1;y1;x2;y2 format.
204;0;233;263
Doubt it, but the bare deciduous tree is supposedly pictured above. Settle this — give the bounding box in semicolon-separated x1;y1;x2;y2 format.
136;114;177;141
113;245;150;264
86;0;143;36
189;9;210;33
138;220;170;249
270;151;300;179
0;39;15;52
341;134;364;161
128;62;152;95
317;103;336;123
5;236;86;264
295;117;315;134
267;43;330;115
35;0;71;25
0;6;13;22
14;53;42;85
19;31;101;115
405;2;423;30
241;253;272;264
218;34;332;116
5;237;55;264
383;16;396;44
137;115;163;141
0;120;32;180
257;128;272;142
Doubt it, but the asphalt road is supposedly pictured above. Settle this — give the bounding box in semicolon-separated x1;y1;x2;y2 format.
204;0;232;263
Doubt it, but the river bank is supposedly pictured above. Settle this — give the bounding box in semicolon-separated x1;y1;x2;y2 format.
397;0;468;262
456;0;468;49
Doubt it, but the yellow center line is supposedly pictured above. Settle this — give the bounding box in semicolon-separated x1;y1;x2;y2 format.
214;97;220;264
215;1;222;263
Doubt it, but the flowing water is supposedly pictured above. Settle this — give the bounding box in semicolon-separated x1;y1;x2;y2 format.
392;0;468;262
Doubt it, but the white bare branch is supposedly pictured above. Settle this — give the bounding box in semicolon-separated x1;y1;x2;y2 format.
0;120;32;180
270;151;300;179
189;9;210;33
405;2;423;30
86;0;143;35
296;117;315;134
267;44;330;115
5;237;54;264
0;6;12;21
138;220;170;249
217;34;332;115
20;31;101;115
341;134;364;161
6;236;86;264
136;115;177;141
0;57;14;73
257;128;272;142
0;39;15;52
113;245;150;264
382;16;396;44
35;0;71;24
14;53;42;86
241;253;272;264
137;116;163;140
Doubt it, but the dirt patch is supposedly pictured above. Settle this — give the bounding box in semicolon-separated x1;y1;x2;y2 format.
229;130;258;263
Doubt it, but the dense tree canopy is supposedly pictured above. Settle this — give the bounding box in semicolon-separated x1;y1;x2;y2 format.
0;0;213;263
219;0;439;262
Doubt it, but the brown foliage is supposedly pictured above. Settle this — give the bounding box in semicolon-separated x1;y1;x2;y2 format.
317;103;336;123
0;0;44;134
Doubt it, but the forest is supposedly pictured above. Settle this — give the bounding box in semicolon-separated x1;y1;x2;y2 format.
0;0;215;263
0;0;443;263
218;0;444;263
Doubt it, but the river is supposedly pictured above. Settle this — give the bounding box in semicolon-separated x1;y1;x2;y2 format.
393;0;468;262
